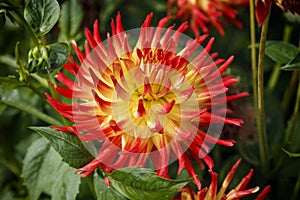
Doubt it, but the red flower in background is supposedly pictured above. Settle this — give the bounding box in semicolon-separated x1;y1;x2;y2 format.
168;0;249;36
255;0;300;25
174;159;271;200
47;13;248;189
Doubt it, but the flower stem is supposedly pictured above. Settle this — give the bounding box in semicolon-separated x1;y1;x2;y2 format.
267;24;293;93
256;9;270;176
0;97;62;126
284;71;300;148
250;0;257;110
282;70;299;112
292;172;300;200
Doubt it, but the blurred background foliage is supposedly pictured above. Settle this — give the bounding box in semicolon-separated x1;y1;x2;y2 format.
0;0;300;199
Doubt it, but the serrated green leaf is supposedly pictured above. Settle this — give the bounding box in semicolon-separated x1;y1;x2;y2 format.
59;0;83;41
22;138;81;200
24;0;60;37
30;126;94;168
0;76;24;89
94;172;127;200
21;138;51;200
107;167;190;200
51;160;81;200
265;41;300;64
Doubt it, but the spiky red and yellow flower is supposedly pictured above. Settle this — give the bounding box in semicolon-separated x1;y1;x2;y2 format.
168;0;249;36
174;159;271;200
47;13;248;189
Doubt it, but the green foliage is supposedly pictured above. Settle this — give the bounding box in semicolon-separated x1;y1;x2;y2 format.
107;167;191;200
0;10;5;29
24;0;60;37
265;41;300;64
21;138;80;200
59;0;83;41
27;42;69;76
0;88;61;125
0;0;300;199
281;54;300;71
99;0;123;32
0;76;24;89
94;172;127;200
47;42;69;71
30;127;94;168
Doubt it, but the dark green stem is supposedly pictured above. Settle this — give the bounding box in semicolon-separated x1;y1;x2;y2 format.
284;72;300;148
267;24;293;93
282;71;298;112
0;98;62;126
250;0;257;110
27;80;45;101
292;172;300;200
256;10;270;176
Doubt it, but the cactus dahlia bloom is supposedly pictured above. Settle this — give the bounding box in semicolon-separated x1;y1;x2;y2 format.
168;0;249;36
255;0;300;25
174;159;271;200
47;13;248;189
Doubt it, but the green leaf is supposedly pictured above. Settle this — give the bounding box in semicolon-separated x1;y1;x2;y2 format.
281;62;300;71
30;126;94;168
0;76;24;89
24;0;60;37
50;159;81;200
21;138;51;200
47;42;69;72
265;41;300;64
22;138;81;200
94;172;127;200
107;167;190;200
281;53;300;71
59;0;83;41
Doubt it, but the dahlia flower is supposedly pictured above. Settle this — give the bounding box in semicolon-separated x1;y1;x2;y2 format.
168;0;249;35
47;12;248;189
174;159;271;200
255;0;300;25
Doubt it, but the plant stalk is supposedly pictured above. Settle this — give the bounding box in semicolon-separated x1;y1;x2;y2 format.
0;98;62;126
250;0;257;110
284;72;300;148
292;172;300;200
256;9;270;176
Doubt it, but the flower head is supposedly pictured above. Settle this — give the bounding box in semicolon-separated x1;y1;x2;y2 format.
174;159;271;200
47;12;248;189
168;0;249;35
255;0;300;25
